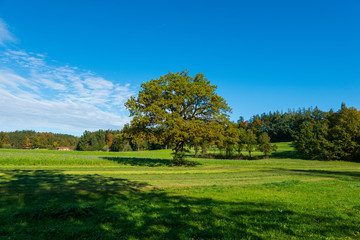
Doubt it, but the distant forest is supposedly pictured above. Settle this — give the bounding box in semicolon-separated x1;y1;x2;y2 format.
1;103;359;162
0;131;78;149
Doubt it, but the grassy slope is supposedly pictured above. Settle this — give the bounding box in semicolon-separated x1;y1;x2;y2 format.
0;143;359;239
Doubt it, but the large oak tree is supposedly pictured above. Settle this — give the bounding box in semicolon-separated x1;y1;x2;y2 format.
125;70;231;160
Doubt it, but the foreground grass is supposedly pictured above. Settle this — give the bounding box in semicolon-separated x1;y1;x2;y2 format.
0;143;359;239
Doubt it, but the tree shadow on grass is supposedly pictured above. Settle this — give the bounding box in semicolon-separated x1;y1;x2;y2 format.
102;157;201;167
275;168;360;179
102;157;170;166
0;170;359;239
270;150;302;159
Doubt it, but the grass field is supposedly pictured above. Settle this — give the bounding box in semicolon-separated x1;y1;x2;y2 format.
0;143;359;239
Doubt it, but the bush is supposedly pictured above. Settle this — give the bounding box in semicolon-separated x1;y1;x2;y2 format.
170;152;198;166
172;152;187;166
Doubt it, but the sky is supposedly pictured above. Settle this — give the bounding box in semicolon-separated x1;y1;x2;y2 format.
0;0;359;136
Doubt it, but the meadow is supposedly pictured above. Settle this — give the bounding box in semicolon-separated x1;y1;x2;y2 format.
0;143;359;239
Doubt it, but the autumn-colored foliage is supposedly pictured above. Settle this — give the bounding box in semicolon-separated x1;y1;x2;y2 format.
125;70;231;163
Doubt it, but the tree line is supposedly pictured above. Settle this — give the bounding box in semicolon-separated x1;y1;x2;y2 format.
0;130;78;149
72;121;277;161
244;106;328;142
75;125;165;152
77;101;358;162
240;103;360;161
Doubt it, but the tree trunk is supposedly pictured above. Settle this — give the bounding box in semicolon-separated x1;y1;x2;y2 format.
175;141;184;153
194;143;199;157
201;143;207;157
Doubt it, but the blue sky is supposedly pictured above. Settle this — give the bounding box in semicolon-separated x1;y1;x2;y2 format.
0;0;359;135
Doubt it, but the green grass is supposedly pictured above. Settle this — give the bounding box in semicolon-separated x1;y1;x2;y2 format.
0;143;360;239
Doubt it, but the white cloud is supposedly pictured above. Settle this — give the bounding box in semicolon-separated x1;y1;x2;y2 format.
0;88;131;133
0;19;15;46
0;19;134;135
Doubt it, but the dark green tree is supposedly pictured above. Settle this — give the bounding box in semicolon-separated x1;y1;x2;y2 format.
293;121;328;160
236;127;247;157
244;129;257;158
293;104;360;161
257;132;277;158
325;104;360;161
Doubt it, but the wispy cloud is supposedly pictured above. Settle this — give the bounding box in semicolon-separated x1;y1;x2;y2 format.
0;19;16;46
0;18;134;135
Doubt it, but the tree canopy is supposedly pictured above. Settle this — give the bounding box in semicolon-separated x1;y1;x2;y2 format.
293;104;360;161
125;70;231;160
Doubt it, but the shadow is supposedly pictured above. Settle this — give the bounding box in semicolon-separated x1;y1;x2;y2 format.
102;157;201;167
275;168;360;179
102;157;171;167
270;150;302;159
193;153;268;160
0;170;358;239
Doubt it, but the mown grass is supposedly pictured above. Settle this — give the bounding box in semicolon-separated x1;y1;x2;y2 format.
0;143;359;239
